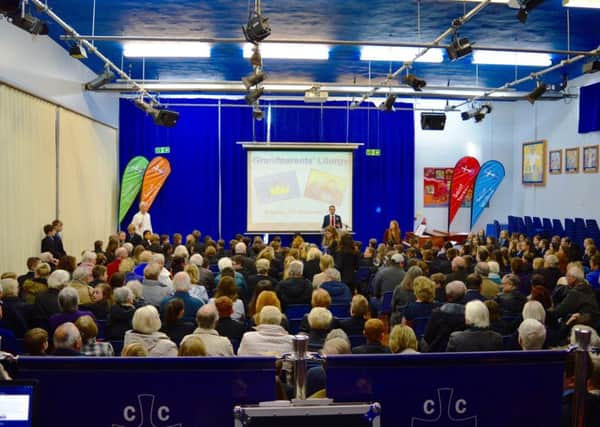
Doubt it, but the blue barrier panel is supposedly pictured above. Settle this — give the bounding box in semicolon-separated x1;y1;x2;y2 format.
326;351;565;427
17;356;276;427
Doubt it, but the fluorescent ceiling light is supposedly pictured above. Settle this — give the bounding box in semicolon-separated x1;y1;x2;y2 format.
360;46;444;63
123;42;211;58
563;0;600;8
473;50;552;66
243;43;329;60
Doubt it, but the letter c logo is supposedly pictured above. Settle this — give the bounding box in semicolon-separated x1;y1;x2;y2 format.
158;406;170;422
123;406;136;422
424;399;435;415
455;399;467;414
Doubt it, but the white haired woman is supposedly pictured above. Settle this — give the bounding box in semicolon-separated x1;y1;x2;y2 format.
446;300;503;352
123;305;177;356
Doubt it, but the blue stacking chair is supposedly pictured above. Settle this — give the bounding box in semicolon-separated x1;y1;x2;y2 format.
493;220;502;239
348;335;366;348
410;317;431;339
524;216;534;237
285;304;311;319
329;304;350;318
552;219;565;237
0;328;19;355
517;217;526;235
486;224;496;240
96;319;107;339
565;218;576;241
542;218;553;237
507;215;518;235
532;217;544;235
380;292;393;316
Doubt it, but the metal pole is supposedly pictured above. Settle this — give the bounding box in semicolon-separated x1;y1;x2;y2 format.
292;335;309;400
574;328;591;427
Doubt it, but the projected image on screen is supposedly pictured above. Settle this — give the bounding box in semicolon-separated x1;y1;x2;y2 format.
247;150;353;232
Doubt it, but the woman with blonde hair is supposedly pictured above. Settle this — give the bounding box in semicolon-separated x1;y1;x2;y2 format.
321;226;339;255
402;276;439;327
389;324;419;354
312;254;335;288
178;335;207;356
304;247;322;281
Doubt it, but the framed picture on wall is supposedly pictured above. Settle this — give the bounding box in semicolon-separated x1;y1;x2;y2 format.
522;140;546;185
583;145;599;173
565;147;580;173
549;149;562;175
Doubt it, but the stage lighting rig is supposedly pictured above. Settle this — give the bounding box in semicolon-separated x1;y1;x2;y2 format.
1;1;49;35
242;71;265;90
516;0;545;23
245;87;264;105
526;81;547;104
461;104;492;123
84;66;115;90
69;42;87;59
446;35;473;61
242;10;271;44
252;105;264;121
379;94;396;112
403;74;427;91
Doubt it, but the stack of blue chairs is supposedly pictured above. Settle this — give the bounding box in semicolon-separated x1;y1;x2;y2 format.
586;219;600;246
552;218;565;237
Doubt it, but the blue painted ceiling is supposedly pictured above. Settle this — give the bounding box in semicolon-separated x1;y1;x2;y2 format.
31;0;600;93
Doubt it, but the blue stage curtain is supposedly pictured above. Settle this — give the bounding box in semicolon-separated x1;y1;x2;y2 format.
119;99;415;244
579;81;600;134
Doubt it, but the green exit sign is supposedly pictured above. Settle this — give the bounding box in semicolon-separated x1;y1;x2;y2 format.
155;146;170;154
366;149;381;156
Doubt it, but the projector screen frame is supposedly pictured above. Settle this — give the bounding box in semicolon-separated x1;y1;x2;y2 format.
240;142;363;234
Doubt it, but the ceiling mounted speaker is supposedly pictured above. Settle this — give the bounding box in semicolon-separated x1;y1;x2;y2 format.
421;113;447;131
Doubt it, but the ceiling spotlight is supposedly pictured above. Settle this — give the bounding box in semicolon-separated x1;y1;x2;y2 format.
249;46;262;67
526;81;548;104
152;109;179;127
379;94;397;112
10;13;49;35
516;0;545;23
245;87;264;105
252;105;264;121
403;74;427;91
583;60;600;74
84;66;115;90
242;11;271;44
461;104;492;122
134;98;155;114
242;71;265;90
69;42;87;59
446;36;473;61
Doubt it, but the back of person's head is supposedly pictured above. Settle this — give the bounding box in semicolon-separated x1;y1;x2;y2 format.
477;247;489;262
255;291;281;318
430;272;445;287
184;264;199;284
163;298;185;325
23;328;48;355
113;286;133;305
217;257;233;272
143;263;161;280
325;328;349;344
465;274;482;291
522;300;546;324
544;254;559;268
178;336;207;356
126;280;143;299
173;271;191;292
308;307;333;331
518;319;546;350
35;262;51;279
445;281;467;302
0;278;18;297
306;247;322;262
363;318;385;343
532;257;545;271
465;300;489;328
132;305;161;334
119;258;135;273
58;287;80;313
389;324;418;353
502;273;520;290
474;262;490;277
259;305;283;326
215;296;234;318
53;322;82;350
322;337;351;355
74;315;98;342
311;288;332;308
255;258;270;275
196;304;218;329
401;266;424;291
319;254;334;272
121;342;148;357
487;261;500;274
350;294;369;318
452;256;466;270
484;300;501;322
235;242;247;255
189;253;204;268
413;277;435;303
92;265;107;281
288;260;304;278
215;276;238;301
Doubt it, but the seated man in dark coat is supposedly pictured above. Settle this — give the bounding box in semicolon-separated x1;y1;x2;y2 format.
106;287;136;340
32;269;70;329
0;278;28;337
423;280;467;352
276;261;312;312
446;300;503;352
553;266;600;328
496;274;527;317
352;318;391;354
462;273;487;304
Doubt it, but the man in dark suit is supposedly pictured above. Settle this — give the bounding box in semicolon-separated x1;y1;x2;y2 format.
321;205;342;230
52;219;67;258
125;223;143;247
41;224;60;259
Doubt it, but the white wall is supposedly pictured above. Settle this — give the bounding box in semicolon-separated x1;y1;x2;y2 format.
0;20;118;127
414;100;515;233
510;73;600;221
